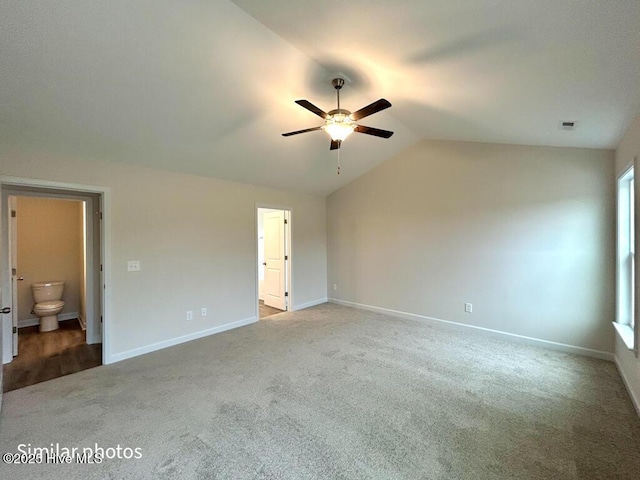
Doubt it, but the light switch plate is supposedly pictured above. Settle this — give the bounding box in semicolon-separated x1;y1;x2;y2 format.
127;260;141;272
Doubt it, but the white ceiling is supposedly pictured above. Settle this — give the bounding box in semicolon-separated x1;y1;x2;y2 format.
1;1;639;196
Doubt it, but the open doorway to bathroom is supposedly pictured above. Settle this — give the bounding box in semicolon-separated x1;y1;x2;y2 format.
257;207;291;319
2;190;103;392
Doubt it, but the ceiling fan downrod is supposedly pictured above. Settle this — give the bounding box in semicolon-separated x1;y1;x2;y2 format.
332;78;345;110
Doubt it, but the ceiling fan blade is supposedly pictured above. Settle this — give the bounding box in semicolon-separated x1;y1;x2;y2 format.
330;139;342;150
282;126;323;137
295;100;329;119
350;99;392;121
354;125;394;138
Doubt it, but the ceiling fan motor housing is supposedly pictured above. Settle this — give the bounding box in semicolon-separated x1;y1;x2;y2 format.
332;78;345;90
328;108;352;117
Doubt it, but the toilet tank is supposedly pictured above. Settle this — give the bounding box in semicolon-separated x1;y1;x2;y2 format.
32;281;65;303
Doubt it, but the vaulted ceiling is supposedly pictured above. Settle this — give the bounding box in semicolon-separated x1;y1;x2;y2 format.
1;1;639;195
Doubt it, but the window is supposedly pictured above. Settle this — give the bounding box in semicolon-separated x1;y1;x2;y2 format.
616;166;635;348
631;175;635;330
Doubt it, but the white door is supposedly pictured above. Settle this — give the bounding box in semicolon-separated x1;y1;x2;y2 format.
263;211;286;310
8;196;18;356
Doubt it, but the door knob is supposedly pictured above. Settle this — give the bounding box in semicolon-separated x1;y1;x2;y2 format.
1;307;10;314
17;277;24;281
263;262;267;266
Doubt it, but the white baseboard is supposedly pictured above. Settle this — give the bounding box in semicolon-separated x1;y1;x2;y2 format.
614;356;640;417
329;298;614;361
107;316;258;364
293;297;328;311
18;312;79;329
77;314;87;331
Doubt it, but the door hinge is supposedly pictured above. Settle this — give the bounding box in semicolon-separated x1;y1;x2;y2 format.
13;326;17;334
98;212;103;220
285;292;289;297
11;210;16;218
100;264;103;272
284;219;288;224
100;316;103;323
12;268;17;276
285;255;288;260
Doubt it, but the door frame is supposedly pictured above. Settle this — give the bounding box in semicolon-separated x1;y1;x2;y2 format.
0;176;111;365
255;205;292;319
8;196;17;355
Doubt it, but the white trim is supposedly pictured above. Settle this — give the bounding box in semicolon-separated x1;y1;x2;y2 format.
77;314;86;330
293;298;328;311
613;322;635;350
0;176;107;193
616;166;634;330
107;316;258;364
285;210;292;312
8;195;17;356
614;356;640;417
329;298;614;361
18;312;79;328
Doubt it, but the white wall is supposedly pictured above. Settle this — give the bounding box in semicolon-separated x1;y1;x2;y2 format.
614;114;640;413
327;139;615;354
1;152;327;363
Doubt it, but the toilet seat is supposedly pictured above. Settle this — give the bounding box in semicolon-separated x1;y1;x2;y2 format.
34;300;65;312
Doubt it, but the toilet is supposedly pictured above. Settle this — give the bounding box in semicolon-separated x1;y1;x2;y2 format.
32;281;65;332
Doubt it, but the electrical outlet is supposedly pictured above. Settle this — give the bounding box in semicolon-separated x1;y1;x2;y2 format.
332;283;337;291
201;307;207;317
186;310;193;321
127;260;141;272
464;303;473;313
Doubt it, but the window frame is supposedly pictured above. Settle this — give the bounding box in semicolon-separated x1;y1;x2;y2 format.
616;166;635;350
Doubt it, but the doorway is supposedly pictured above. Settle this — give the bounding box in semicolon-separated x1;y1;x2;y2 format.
257;207;291;319
1;179;107;391
4;195;100;391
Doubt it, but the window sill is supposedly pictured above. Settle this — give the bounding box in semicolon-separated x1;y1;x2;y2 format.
613;322;635;350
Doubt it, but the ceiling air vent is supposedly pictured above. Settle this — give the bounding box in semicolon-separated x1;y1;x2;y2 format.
559;121;577;131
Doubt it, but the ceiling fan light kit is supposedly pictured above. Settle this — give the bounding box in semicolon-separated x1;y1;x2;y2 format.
323;114;355;141
282;77;394;153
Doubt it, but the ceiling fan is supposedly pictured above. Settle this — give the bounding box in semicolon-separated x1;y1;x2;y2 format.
282;78;394;150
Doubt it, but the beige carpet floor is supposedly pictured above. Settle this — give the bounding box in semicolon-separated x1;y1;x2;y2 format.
0;303;639;479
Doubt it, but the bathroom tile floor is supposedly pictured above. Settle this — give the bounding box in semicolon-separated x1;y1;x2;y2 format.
2;320;102;392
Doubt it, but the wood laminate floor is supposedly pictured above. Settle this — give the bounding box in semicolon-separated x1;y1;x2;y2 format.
259;300;284;319
2;320;102;392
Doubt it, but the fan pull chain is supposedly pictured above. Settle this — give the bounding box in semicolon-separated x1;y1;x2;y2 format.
337;146;341;175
